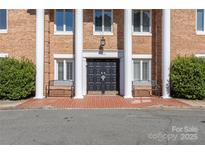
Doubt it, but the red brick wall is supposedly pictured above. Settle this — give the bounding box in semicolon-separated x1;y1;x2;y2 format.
83;9;124;50
0;10;36;63
171;9;205;60
152;9;162;95
2;9;205;96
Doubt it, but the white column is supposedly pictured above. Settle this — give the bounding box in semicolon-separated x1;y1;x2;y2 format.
162;9;171;98
35;9;45;99
74;9;83;99
124;9;133;98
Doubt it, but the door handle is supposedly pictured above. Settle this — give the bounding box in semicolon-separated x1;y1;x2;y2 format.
101;74;106;81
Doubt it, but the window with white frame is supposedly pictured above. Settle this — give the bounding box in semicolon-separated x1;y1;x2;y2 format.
133;10;151;33
0;9;7;32
54;9;73;34
133;59;151;82
94;9;113;33
55;59;74;81
196;9;205;33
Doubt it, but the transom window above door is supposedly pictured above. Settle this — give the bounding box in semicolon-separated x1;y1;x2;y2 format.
132;10;152;35
0;9;7;33
196;9;205;34
94;10;113;35
54;9;73;34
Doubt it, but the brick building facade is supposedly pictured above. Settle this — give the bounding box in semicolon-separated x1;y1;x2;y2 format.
0;9;205;98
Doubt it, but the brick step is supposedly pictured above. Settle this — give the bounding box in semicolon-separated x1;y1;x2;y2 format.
133;89;152;97
48;89;74;97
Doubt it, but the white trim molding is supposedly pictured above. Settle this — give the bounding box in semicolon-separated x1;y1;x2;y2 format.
83;50;124;58
195;53;205;58
54;54;74;59
132;54;152;59
0;53;8;57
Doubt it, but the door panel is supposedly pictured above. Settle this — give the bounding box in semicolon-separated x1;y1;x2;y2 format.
87;59;119;94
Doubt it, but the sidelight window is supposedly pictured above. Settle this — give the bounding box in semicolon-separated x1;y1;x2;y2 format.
55;59;74;81
133;59;151;82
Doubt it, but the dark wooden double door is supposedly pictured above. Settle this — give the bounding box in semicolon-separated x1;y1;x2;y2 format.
87;59;119;95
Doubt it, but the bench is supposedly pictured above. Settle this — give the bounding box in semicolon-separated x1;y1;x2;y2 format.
47;80;74;97
132;80;161;97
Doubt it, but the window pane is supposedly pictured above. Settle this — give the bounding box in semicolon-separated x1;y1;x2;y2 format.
142;61;149;81
197;9;204;31
66;62;73;80
65;9;73;31
55;9;64;31
143;10;150;32
58;61;64;80
95;10;102;32
134;61;140;80
133;10;141;32
104;10;112;32
0;9;7;30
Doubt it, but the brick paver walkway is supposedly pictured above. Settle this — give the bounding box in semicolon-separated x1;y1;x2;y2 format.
16;96;190;109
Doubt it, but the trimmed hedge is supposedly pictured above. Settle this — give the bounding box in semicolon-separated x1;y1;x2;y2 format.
170;56;205;100
0;58;36;100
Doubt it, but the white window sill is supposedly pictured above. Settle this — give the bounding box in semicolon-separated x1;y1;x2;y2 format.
196;31;205;35
0;53;8;58
0;29;8;33
195;54;205;58
132;32;152;36
93;32;113;36
54;31;73;35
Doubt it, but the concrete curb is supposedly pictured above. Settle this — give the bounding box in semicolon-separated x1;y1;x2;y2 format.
0;99;30;110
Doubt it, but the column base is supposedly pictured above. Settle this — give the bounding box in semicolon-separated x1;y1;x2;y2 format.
161;95;171;99
123;95;133;99
34;96;45;99
73;96;84;99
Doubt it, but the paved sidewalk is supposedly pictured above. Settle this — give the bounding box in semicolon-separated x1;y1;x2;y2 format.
16;96;189;109
0;99;28;110
177;99;205;108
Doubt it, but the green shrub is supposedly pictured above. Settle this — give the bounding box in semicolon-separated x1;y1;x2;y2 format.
170;56;205;100
0;58;36;100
